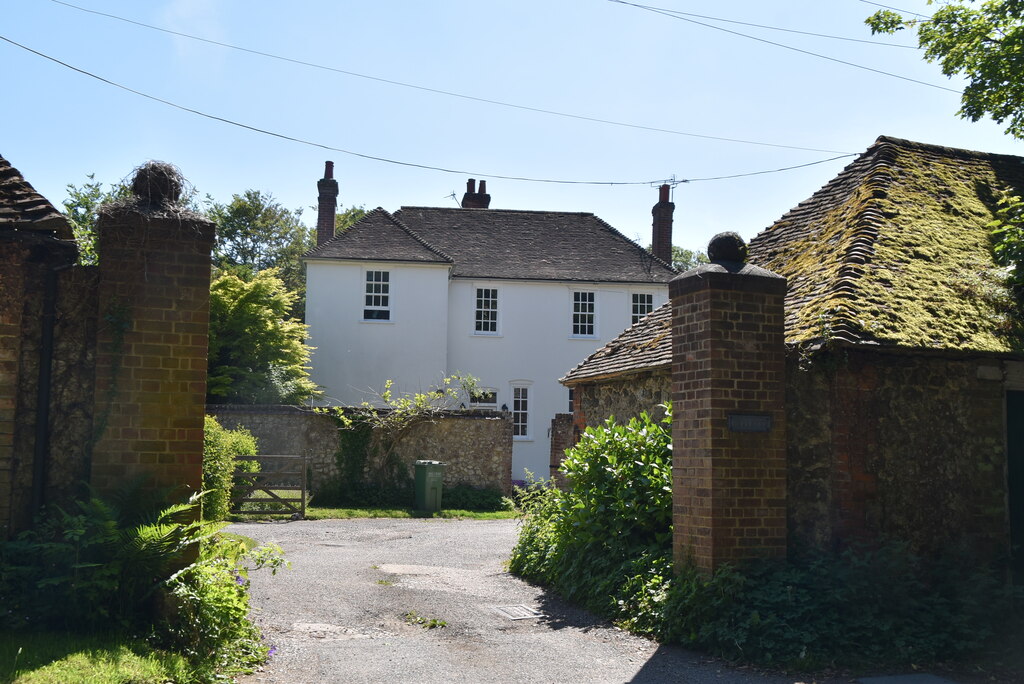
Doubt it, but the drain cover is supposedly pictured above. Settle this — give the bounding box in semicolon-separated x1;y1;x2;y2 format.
493;605;544;620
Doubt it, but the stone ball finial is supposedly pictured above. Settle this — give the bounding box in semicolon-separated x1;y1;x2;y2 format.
129;161;184;206
707;231;747;264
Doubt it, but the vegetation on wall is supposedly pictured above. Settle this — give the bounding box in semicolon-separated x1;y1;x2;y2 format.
312;374;486;507
510;405;1020;668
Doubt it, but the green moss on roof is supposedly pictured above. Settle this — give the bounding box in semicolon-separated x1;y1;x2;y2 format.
749;136;1024;352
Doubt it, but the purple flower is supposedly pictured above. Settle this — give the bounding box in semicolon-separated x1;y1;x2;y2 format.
233;571;246;586
267;645;278;658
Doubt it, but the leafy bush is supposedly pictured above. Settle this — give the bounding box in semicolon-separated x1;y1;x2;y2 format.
0;490;286;680
509;404;1021;668
0;491;210;632
440;485;512;512
203;415;258;521
159;536;287;678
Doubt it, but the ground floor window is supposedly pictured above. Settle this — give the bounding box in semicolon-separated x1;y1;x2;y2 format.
512;386;529;437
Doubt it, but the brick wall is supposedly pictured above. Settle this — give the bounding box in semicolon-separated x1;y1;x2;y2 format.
670;264;787;573
90;205;215;496
548;412;574;488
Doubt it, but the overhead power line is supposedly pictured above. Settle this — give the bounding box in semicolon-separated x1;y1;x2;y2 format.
619;2;919;48
0;34;857;186
608;0;959;94
48;0;850;155
858;0;933;21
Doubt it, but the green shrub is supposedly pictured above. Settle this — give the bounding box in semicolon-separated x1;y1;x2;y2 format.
159;536;287;678
203;415;258;521
440;484;511;512
509;403;1021;668
0;490;287;680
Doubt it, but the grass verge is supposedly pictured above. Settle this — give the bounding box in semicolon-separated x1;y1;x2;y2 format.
0;632;192;684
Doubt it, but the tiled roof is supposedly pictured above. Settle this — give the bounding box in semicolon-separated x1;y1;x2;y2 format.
0;154;70;237
562;135;1024;383
304;207;452;264
307;204;675;283
751;135;1024;351
562;301;672;384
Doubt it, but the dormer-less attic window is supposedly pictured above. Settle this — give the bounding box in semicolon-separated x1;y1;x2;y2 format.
363;270;390;321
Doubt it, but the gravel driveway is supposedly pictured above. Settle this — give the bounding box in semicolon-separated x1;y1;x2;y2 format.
231;518;831;684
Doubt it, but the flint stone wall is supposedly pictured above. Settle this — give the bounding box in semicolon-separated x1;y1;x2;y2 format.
207;406;513;494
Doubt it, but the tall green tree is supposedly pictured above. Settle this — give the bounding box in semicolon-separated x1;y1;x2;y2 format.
208;190;313;294
867;1;1024;138
62;175;131;264
207;269;319;405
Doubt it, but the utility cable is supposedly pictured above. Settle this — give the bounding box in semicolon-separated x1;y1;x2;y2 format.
609;0;959;93
621;2;919;48
47;0;850;155
858;0;933;21
0;34;857;186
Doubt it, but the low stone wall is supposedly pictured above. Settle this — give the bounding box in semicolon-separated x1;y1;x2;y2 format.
207;405;513;494
208;405;339;491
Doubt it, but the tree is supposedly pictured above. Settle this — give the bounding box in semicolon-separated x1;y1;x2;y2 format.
208;190;313;295
207;269;319;405
867;1;1024;139
335;205;367;234
62;175;131;264
648;244;708;271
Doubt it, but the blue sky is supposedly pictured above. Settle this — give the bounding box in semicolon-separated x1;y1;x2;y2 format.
5;0;1024;253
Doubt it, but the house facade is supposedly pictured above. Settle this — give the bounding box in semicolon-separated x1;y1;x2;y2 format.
561;136;1024;571
304;169;676;479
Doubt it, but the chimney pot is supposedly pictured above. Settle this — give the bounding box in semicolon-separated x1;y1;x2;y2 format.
461;178;491;209
479;180;487;194
325;161;334;180
467;178;476;193
659;183;670;202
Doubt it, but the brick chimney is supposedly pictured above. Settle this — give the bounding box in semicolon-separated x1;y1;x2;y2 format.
461;178;491;209
652;183;673;265
316;161;339;247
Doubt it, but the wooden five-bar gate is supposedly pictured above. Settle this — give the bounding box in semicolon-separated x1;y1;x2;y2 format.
230;454;307;518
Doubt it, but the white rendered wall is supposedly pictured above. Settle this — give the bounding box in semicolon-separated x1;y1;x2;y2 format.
446;279;668;480
305;260;451;405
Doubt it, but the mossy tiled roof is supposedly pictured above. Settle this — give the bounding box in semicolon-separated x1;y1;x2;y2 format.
750;135;1024;351
563;136;1024;384
0;154;70;237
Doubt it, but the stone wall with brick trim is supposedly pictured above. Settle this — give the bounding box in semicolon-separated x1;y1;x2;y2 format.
670;263;788;573
90;206;215;496
208;406;513;494
786;349;1012;556
0;237;28;538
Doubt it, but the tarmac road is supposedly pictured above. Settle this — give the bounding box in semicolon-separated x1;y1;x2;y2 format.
232;517;837;684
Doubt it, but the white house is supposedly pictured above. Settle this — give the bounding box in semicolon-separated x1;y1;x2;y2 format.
304;165;677;480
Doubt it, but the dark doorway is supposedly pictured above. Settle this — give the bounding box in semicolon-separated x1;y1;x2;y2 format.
1008;391;1024;580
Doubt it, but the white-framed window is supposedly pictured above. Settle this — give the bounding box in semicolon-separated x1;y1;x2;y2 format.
474;287;498;334
572;291;596;337
632;293;654;324
363;270;390;321
512;385;529;438
470;388;497;407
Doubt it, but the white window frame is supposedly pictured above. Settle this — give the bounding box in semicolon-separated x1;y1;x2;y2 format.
571;290;597;338
473;286;499;335
631;292;654;325
362;269;391;322
511;382;531;440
